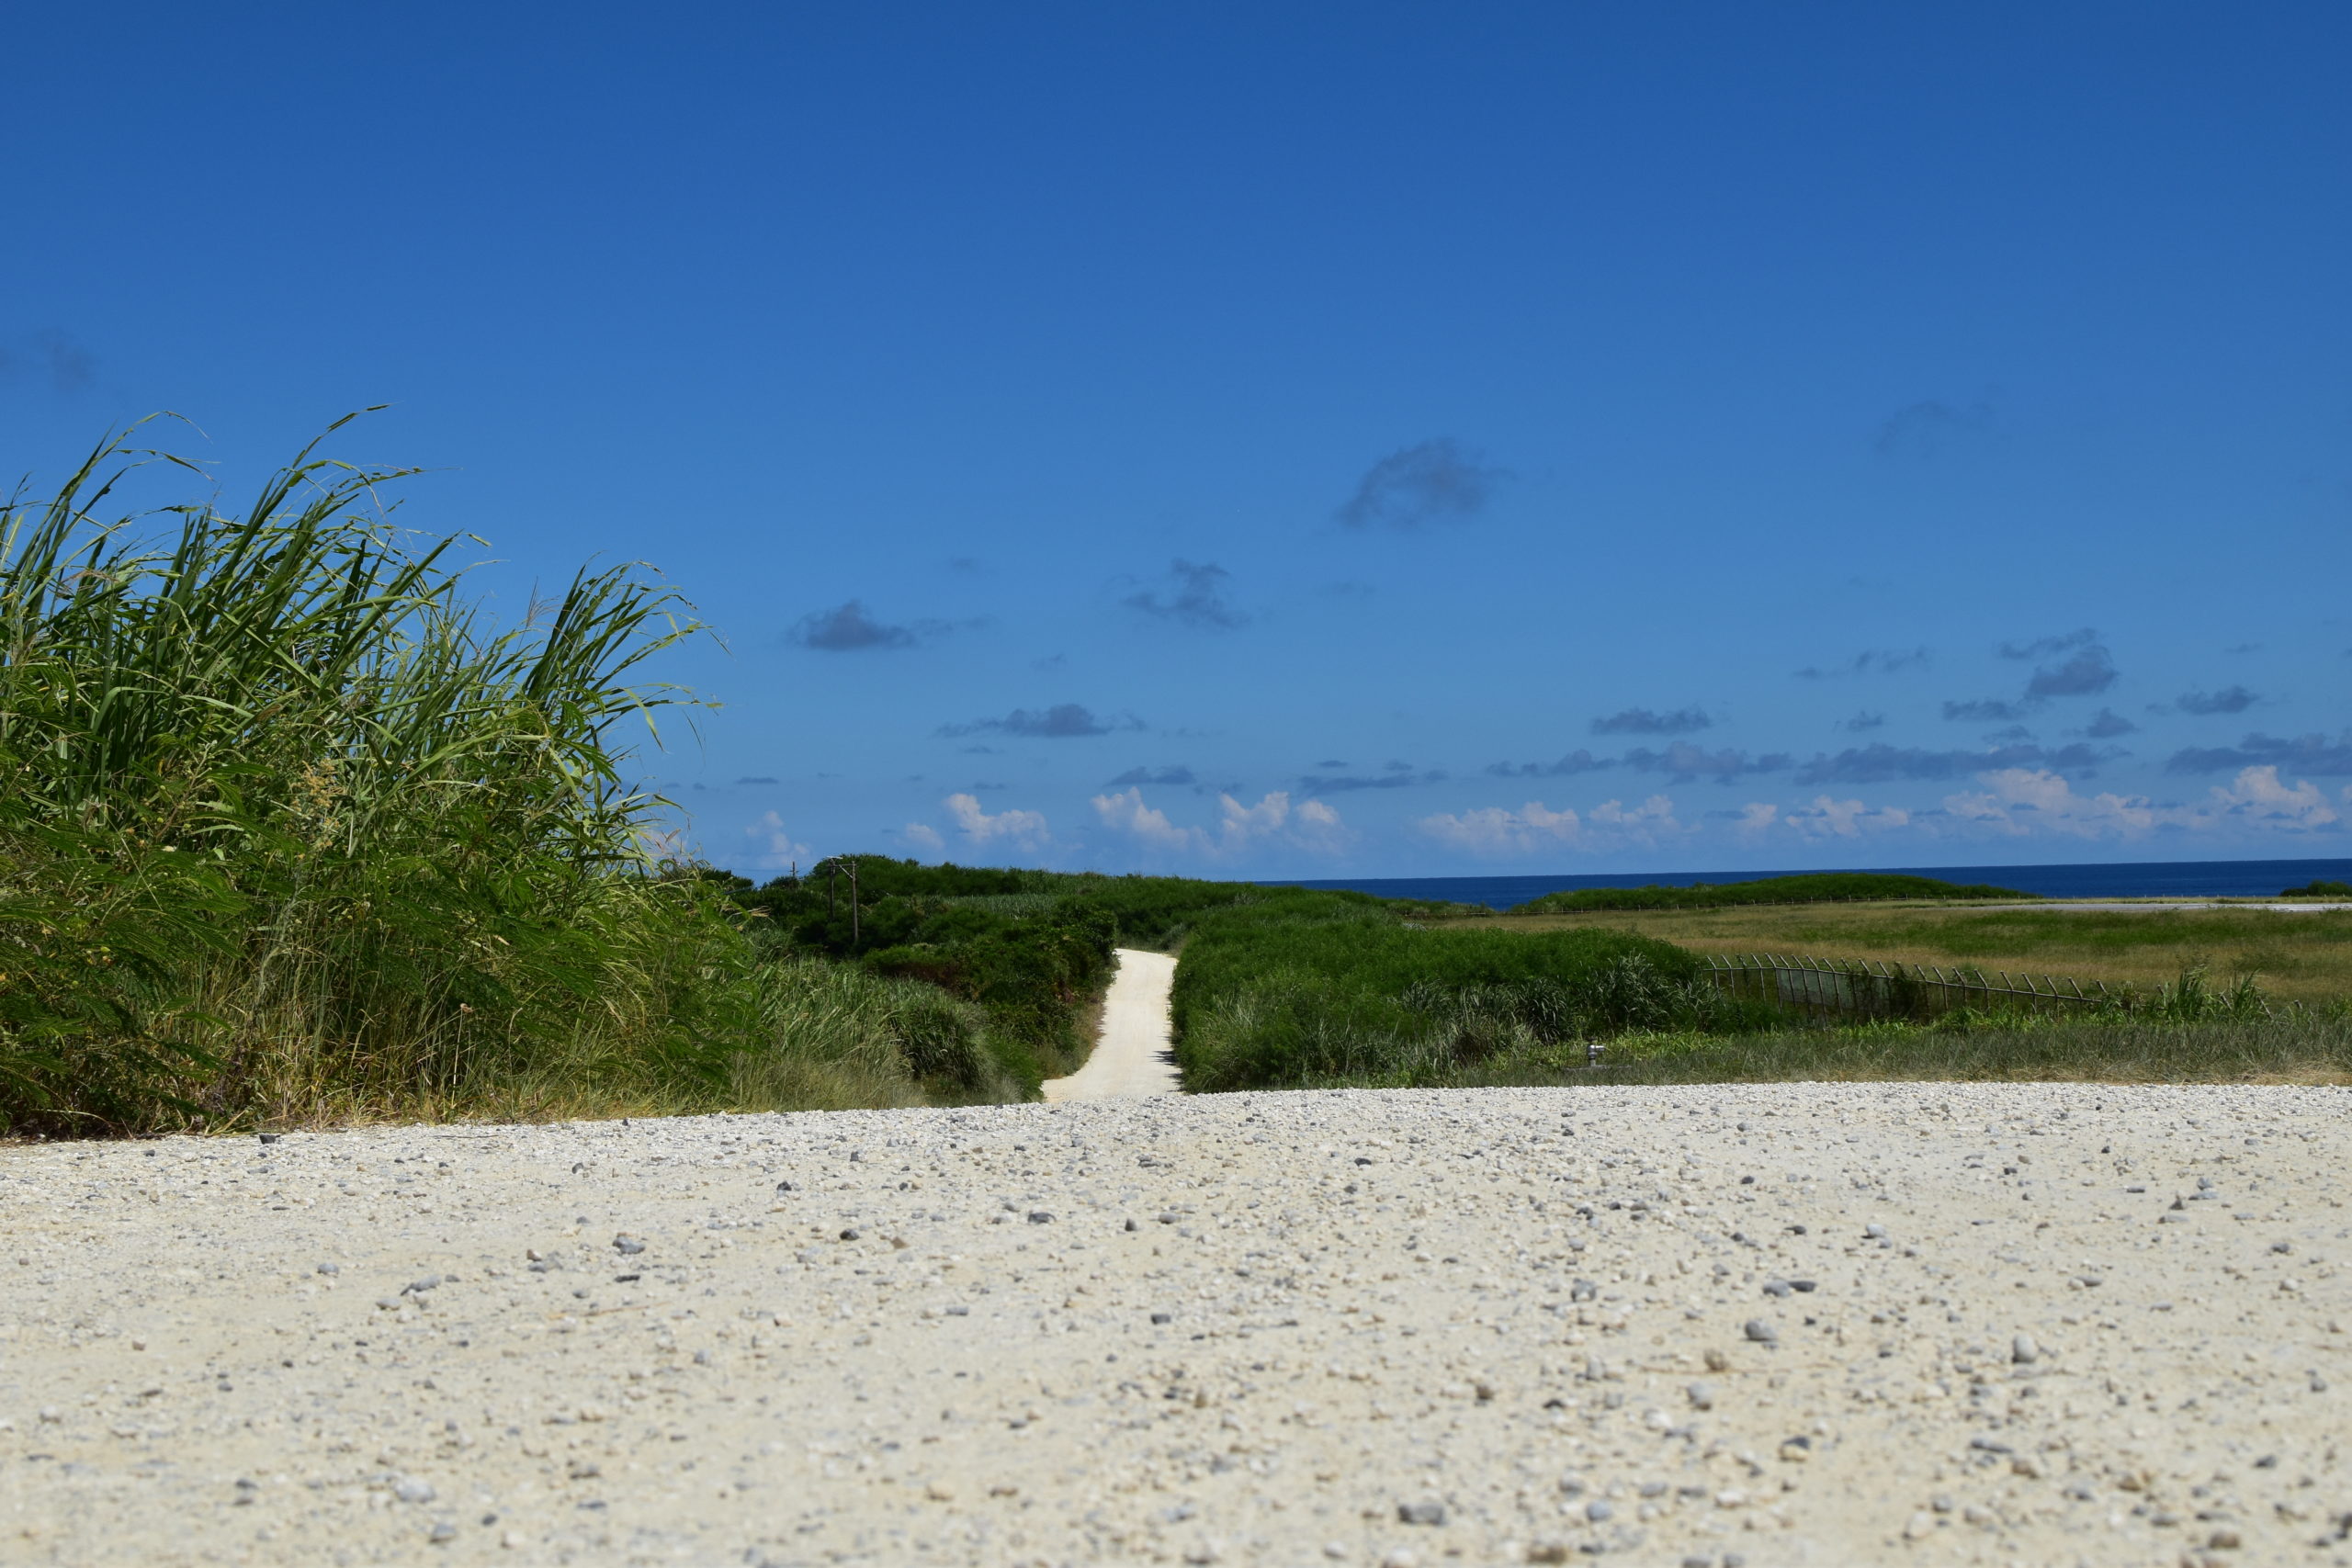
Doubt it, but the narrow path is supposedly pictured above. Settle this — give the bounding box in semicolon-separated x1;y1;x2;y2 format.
1041;947;1181;1100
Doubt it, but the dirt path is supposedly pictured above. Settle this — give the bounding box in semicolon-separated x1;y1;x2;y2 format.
1041;947;1181;1101
3;1084;2346;1566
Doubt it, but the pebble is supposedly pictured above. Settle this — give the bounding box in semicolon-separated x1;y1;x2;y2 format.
1743;1318;1778;1345
0;1081;2339;1565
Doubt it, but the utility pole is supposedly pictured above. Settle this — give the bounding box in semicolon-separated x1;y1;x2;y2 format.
828;862;837;921
849;860;861;945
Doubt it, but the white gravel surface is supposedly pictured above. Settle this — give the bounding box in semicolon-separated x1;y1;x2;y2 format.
4;1084;2348;1567
1043;951;1182;1103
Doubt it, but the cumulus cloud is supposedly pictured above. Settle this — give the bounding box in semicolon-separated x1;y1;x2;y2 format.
2166;732;2352;776
1794;741;2124;786
1297;765;1447;795
789;599;916;651
1105;764;1196;787
1939;766;2339;840
1333;438;1507;529
1783;795;1913;840
1485;750;1613;778
1123;558;1248;629
741;809;812;871
2024;645;2119;699
1619;744;1792;784
1942;698;2032;723
1999;628;2098;661
943;792;1049;851
1873;398;1993;456
1794;649;1930;679
1592;706;1712;736
937;704;1139;739
2207;767;2339;831
1417;795;1683;858
902;822;945;855
0;329;96;393
1091;787;1349;858
2175;685;2260;716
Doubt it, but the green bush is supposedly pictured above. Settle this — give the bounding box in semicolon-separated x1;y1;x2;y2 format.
1167;893;1753;1089
1510;872;2033;914
0;421;996;1131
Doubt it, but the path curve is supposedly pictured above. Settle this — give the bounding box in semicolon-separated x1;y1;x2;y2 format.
1041;947;1180;1100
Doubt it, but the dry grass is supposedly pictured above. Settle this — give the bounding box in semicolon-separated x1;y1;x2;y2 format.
1440;903;2352;1002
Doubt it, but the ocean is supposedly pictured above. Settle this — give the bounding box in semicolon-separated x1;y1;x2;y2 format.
1260;857;2352;909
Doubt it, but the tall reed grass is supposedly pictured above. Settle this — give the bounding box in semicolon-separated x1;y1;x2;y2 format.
0;419;993;1131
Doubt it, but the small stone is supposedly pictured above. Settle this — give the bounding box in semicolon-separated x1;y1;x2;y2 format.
1903;1511;1933;1540
1380;1551;1419;1568
2209;1529;2242;1550
1027;1211;1053;1224
2011;1334;2039;1364
401;1275;443;1295
1761;1280;1792;1298
429;1521;458;1543
839;1229;859;1241
1527;1543;1571;1564
1702;1348;1730;1372
257;1133;281;1145
613;1235;645;1256
1743;1318;1778;1345
1125;1218;1139;1232
775;1180;794;1194
1151;1312;1173;1325
1585;1499;1612;1523
1863;1224;1887;1238
316;1262;340;1276
394;1478;436;1504
1397;1501;1446;1526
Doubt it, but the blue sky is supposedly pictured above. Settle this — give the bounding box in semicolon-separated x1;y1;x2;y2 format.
6;3;2348;876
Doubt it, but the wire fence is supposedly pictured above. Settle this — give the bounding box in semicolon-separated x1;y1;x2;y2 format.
1704;953;2111;1022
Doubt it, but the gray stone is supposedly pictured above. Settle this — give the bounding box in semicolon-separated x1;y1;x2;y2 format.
1396;1501;1446;1526
1743;1318;1779;1345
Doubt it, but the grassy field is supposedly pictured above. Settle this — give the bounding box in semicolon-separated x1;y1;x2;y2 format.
1432;1011;2352;1089
1442;902;2352;1001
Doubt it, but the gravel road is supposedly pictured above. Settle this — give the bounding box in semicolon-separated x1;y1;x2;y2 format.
4;1084;2347;1567
1043;951;1181;1103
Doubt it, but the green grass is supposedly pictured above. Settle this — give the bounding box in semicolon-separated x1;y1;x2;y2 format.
1508;871;2034;914
0;421;1013;1133
1167;892;1781;1090
1450;901;2352;1002
1424;1009;2352;1089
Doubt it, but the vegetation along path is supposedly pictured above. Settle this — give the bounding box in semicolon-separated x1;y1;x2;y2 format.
4;1084;2346;1566
1042;948;1182;1102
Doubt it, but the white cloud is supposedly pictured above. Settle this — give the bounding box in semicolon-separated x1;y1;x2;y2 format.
902;822;945;855
944;792;1050;851
1417;795;1683;858
1939;770;2164;839
1783;795;1911;840
1091;787;1196;852
1091;787;1351;857
1929;764;2338;840
1733;802;1779;839
741;809;811;870
2208;765;2337;831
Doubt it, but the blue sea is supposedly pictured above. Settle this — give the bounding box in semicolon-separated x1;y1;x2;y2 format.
1261;858;2352;910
